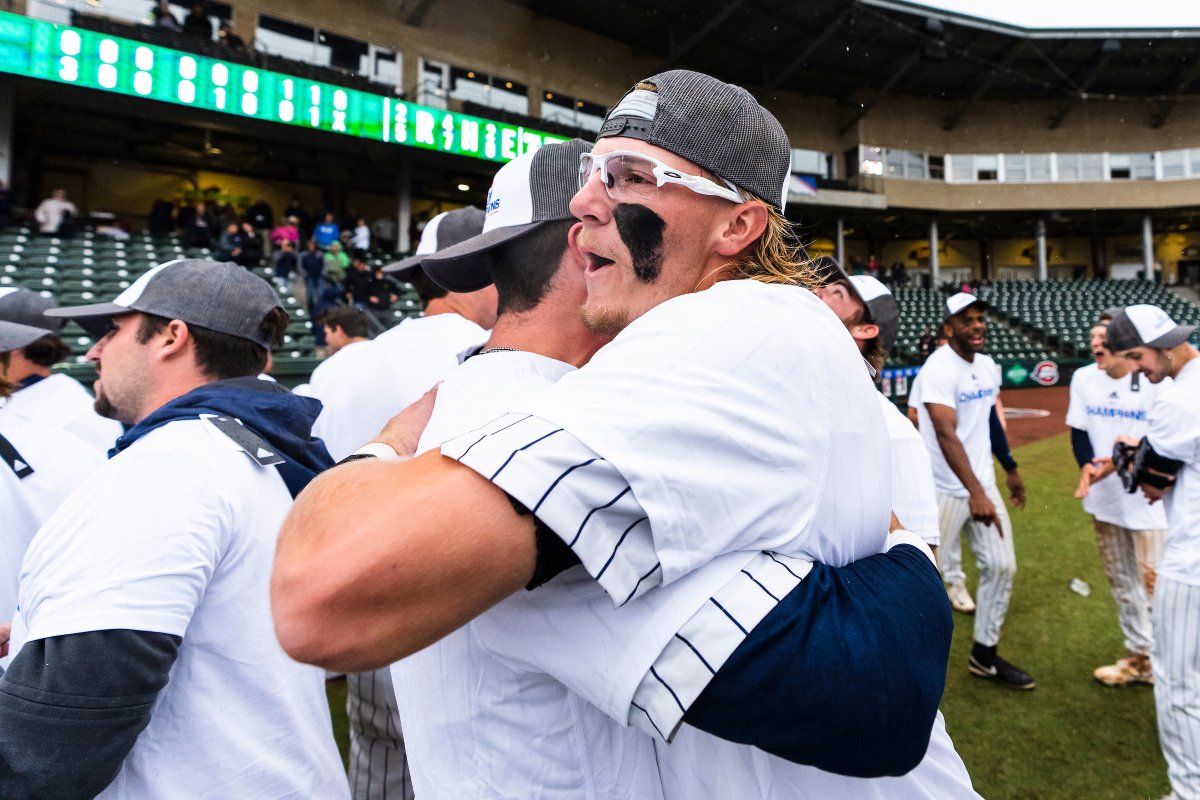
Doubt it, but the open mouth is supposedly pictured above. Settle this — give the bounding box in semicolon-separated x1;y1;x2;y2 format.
585;252;616;273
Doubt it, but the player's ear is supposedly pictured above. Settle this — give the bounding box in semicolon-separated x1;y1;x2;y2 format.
713;201;768;258
849;322;879;344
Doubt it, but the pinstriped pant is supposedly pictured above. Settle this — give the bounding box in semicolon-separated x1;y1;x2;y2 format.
1094;520;1163;657
347;667;415;800
936;486;1015;647
1153;577;1200;800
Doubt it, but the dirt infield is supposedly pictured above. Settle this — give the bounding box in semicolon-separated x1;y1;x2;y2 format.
1000;386;1070;448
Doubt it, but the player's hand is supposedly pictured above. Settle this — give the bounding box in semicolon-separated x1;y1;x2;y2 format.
1089;456;1116;482
1006;470;1026;509
1141;484;1166;504
968;490;999;531
0;621;10;659
371;384;439;457
1074;463;1100;499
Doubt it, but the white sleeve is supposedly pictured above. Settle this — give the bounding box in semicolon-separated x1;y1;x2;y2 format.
17;449;230;643
1147;392;1199;464
889;430;941;546
1065;369;1088;430
917;357;957;409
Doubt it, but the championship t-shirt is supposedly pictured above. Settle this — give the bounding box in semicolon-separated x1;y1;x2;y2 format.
915;346;1001;497
0;372;123;454
307;313;486;460
1147;358;1200;587
1066;363;1167;530
10;419;348;799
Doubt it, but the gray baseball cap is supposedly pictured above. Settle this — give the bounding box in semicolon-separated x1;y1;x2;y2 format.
421;139;591;293
0;287;62;333
597;70;791;210
812;257;901;353
1106;304;1197;352
383;206;486;280
44;259;283;348
0;319;56;353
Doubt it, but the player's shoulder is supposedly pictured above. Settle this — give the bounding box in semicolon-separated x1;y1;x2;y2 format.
1069;362;1098;388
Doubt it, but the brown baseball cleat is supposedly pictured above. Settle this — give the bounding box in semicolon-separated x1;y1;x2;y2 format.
1093;653;1154;686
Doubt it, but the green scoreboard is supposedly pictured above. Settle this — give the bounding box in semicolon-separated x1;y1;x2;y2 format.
0;10;567;163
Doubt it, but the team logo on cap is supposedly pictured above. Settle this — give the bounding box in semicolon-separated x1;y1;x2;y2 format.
485;188;501;217
1031;360;1060;386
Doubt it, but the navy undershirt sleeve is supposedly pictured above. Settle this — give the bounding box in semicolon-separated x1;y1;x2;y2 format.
990;406;1017;471
1070;427;1095;468
0;629;181;800
683;545;952;778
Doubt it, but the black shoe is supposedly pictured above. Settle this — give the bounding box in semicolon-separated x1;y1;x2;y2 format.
968;651;1036;690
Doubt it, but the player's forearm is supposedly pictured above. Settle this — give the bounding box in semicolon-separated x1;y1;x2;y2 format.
272;451;537;672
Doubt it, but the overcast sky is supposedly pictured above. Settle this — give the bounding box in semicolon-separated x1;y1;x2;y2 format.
911;0;1200;29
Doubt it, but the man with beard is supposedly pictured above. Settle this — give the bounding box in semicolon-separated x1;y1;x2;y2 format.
1067;310;1165;686
916;292;1032;689
0;260;347;800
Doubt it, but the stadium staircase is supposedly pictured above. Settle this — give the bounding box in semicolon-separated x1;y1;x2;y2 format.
0;224;421;387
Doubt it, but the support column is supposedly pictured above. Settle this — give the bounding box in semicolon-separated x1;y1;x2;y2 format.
396;158;412;253
928;216;940;287
1142;212;1155;281
0;75;15;188
835;215;845;266
1035;217;1048;282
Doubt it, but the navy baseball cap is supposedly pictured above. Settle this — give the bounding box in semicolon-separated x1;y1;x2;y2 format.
1105;304;1197;352
597;70;791;210
44;259;283;348
383;206;486;280
421;139;590;293
0;287;62;333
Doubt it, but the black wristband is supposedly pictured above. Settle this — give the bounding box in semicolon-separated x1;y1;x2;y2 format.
505;492;582;590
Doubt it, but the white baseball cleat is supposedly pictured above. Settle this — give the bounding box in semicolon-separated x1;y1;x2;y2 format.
946;581;975;614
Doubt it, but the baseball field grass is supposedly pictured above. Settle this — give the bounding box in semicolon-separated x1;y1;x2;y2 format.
324;431;1169;798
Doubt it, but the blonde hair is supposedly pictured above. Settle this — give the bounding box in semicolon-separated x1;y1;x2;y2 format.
728;203;821;289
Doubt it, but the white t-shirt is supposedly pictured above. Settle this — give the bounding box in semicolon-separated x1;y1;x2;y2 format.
1066;363;1167;530
1147;358;1200;587
0;418;102;653
308;313;486;460
10;418;348;800
880;394;941;546
0;373;124;454
915;346;1001;497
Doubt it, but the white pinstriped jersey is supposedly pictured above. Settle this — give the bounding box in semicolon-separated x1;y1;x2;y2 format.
1066;363;1167;530
1148;358;1200;587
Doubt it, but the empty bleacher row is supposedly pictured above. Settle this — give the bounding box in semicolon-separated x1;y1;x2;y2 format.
0;225;423;382
987;279;1200;357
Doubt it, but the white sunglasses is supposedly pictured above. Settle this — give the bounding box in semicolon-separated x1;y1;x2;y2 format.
578;150;746;205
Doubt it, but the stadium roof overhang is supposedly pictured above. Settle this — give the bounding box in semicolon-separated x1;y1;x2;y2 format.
509;0;1200;129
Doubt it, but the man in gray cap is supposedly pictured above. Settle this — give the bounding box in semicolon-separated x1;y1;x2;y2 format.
0;287;122;452
1092;304;1200;800
0;259;348;800
276;71;976;796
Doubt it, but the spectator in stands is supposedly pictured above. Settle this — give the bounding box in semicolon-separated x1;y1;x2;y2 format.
34;189;77;238
217;20;244;52
343;254;373;308
371;215;396;252
313;212;340;250
246;197;274;255
319;306;372;357
181;200;216;247
273;238;298;291
216;222;242;262
271;215;300;251
918;325;935;362
150;0;181;31
364;265;402;330
323;240;348;285
891;261;907;288
148;199;174;236
351;217;370;252
181;2;213;42
283;197;311;240
236;221;264;268
299;239;325;312
867;254;880;277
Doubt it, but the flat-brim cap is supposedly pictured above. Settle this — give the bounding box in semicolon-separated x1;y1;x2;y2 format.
383;206;486;280
945;291;988;320
421;139;592;293
0;319;56;353
0;287;63;333
44;258;283;348
1105;304;1197;352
